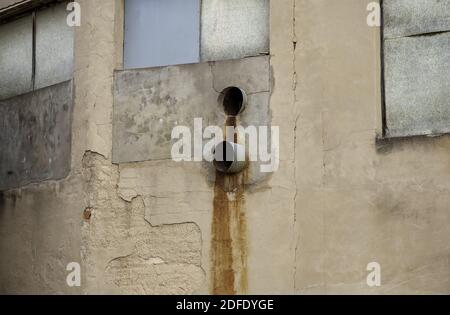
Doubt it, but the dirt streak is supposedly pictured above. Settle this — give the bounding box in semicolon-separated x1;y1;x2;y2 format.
211;171;248;295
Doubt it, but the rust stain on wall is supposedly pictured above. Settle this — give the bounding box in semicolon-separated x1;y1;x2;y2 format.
211;170;248;295
83;207;92;221
211;98;249;294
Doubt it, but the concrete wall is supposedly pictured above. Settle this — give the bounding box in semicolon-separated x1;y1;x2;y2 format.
292;0;450;293
0;0;449;294
0;0;121;294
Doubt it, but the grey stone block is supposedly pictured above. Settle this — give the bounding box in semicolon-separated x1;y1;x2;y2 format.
113;56;271;163
0;81;73;190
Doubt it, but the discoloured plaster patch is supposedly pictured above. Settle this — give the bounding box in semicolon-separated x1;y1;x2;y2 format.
81;152;205;294
106;254;205;295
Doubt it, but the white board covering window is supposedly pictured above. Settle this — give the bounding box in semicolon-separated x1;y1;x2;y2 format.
124;0;269;69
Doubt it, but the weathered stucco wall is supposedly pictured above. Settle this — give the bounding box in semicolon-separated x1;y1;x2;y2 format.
0;0;449;294
292;0;450;293
0;0;121;294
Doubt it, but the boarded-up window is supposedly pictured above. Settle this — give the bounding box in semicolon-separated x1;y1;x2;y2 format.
0;2;74;189
124;0;201;69
35;2;74;89
382;0;450;137
0;15;33;99
0;1;73;100
200;0;270;62
124;0;269;69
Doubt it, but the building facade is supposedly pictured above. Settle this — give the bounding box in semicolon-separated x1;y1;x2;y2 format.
0;0;449;294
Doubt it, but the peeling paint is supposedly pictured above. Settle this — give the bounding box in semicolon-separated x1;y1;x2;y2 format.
81;151;205;294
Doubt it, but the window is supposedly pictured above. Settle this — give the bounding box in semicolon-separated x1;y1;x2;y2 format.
0;1;74;190
124;0;269;69
382;0;450;138
124;0;201;69
0;1;73;100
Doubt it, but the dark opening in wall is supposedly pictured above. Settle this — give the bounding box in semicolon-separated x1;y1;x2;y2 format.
219;87;247;116
213;141;246;174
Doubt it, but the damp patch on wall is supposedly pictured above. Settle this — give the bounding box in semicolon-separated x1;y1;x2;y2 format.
0;81;73;190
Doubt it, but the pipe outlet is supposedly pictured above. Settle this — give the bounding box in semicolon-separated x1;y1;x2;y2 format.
219;87;247;116
213;141;247;174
